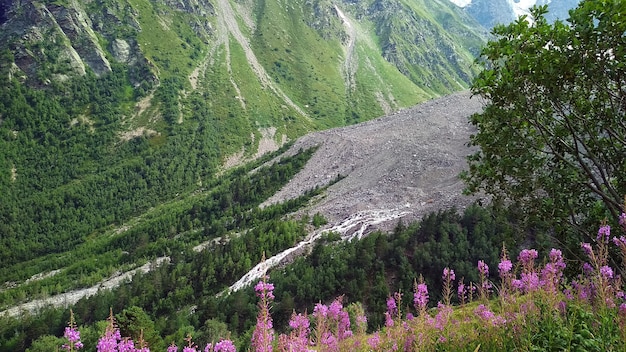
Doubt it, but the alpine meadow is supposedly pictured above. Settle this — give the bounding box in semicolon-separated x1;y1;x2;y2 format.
2;0;626;351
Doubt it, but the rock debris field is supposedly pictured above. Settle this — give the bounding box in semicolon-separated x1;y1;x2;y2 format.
261;91;486;236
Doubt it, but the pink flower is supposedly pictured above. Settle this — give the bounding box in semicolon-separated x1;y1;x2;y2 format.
600;265;614;279
313;303;328;318
597;225;611;243
613;236;626;247
386;296;397;316
321;332;338;352
328;299;343;319
518;249;538;265
251;278;275;352
478;260;489;276
457;282;466;301
442;267;455;281
583;262;594;274
254;281;275;300
498;260;512;275
214;340;236;352
289;313;310;330
367;333;381;349
118;339;136;352
96;328;121;352
581;243;593;256
414;282;429;311
474;304;494;321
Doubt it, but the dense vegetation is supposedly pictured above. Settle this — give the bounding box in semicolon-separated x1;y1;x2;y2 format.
0;203;534;351
1;0;623;350
463;2;626;242
11;211;626;351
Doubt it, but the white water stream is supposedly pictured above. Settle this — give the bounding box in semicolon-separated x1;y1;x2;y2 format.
225;208;409;294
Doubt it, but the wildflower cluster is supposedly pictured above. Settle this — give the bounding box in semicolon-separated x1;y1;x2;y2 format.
62;310;83;351
60;216;626;351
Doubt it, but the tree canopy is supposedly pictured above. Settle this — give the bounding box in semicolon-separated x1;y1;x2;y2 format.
463;0;626;239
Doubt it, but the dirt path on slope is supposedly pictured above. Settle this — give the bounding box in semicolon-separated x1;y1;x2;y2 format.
260;91;486;233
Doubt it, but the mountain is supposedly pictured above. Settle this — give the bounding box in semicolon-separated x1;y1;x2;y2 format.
0;0;492;348
0;0;486;272
448;0;581;28
0;1;524;349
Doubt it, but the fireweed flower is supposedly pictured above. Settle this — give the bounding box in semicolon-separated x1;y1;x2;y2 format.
328;299;343;319
356;314;367;334
477;260;491;300
320;332;338;352
583;262;594;274
442;267;455;306
168;344;179;352
384;294;398;326
118;339;137;352
287;312;310;351
457;281;466;305
367;333;381;350
414;281;429;313
518;249;538;266
251;276;275;352
313;303;329;319
434;302;453;331
214;340;236;352
474;304;495;321
63;327;84;351
442;267;455;281
97;311;122;352
540;249;567;295
62;311;84;351
600;265;614;280
613;236;626;248
478;261;489;276
289;313;310;331
581;243;593;257
521;272;540;292
254;281;275;300
597;225;611;243
386;296;397;317
96;329;122;352
498;260;512;276
384;312;394;327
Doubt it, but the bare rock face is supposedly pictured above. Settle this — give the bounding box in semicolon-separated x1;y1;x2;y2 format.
46;1;112;76
0;0;114;83
111;38;132;64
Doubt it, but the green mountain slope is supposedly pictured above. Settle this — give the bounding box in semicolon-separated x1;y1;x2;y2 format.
0;0;486;313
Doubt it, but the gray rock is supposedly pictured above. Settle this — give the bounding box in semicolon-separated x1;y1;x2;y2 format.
111;38;131;63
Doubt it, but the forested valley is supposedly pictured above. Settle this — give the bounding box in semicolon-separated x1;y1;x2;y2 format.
1;200;542;351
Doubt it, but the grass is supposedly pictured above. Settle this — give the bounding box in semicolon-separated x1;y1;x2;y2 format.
128;0;205;81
